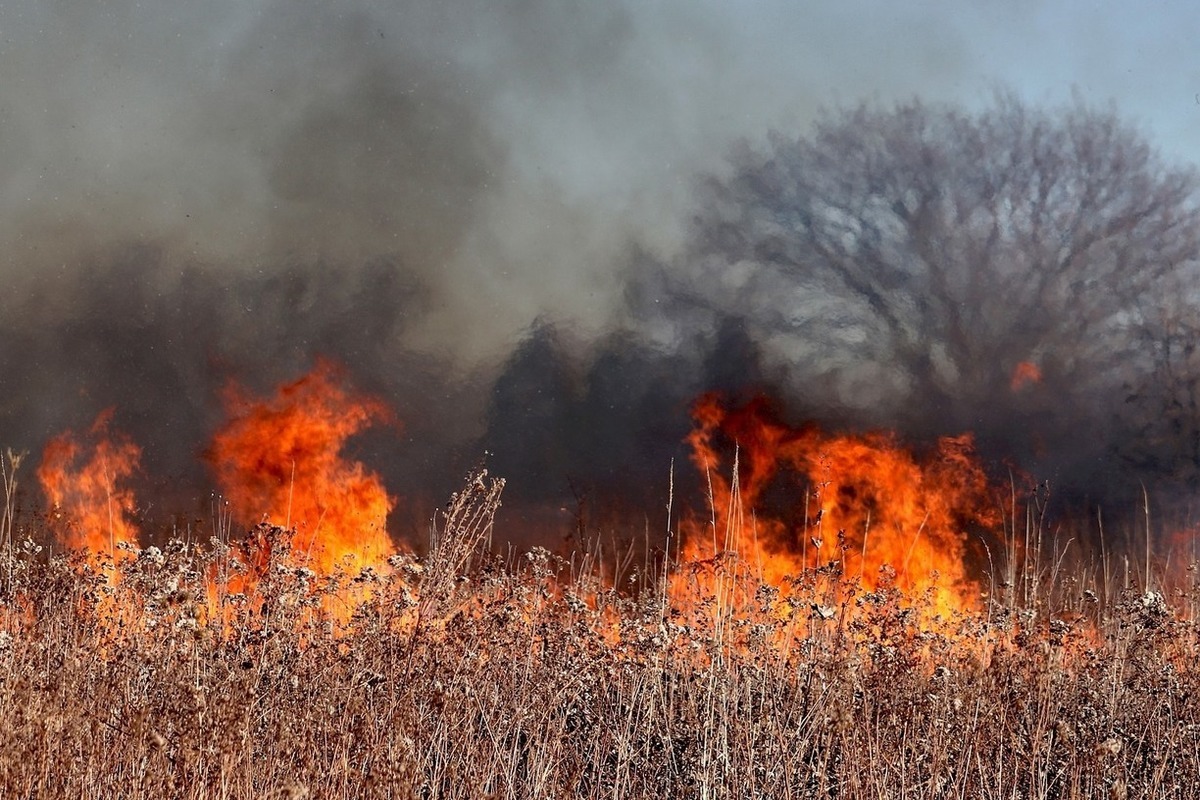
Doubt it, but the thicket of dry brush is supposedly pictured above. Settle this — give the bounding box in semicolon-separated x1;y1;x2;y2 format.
1;472;1200;799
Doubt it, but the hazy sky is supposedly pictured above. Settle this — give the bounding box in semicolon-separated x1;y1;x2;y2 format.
1;1;1198;364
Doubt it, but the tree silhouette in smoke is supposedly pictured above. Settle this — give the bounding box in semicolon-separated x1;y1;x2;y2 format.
640;94;1200;495
477;317;785;542
1123;289;1200;490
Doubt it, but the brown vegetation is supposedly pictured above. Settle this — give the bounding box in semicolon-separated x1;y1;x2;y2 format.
1;465;1199;799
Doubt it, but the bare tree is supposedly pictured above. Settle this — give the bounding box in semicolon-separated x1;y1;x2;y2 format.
1122;286;1200;488
646;94;1200;474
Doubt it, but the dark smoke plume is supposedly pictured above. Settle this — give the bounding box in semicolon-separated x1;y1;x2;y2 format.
6;1;1200;548
1;0;984;538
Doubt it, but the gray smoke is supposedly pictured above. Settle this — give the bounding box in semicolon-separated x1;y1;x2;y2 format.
0;1;986;355
3;0;1197;540
0;0;976;529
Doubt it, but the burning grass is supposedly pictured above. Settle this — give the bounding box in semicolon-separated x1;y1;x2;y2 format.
1;469;1200;799
4;379;1200;797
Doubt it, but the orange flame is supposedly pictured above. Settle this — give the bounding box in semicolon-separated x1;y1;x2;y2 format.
37;410;141;560
682;395;999;617
1010;361;1042;391
208;362;396;578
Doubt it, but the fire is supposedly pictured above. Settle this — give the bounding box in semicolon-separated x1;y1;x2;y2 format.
208;361;396;578
682;394;999;618
24;364;405;639
37;410;141;561
1010;361;1042;391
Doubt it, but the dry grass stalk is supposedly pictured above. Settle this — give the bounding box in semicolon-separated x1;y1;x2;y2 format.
0;469;1198;798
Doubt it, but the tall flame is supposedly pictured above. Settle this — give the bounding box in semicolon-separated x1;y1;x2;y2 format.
37;410;141;560
208;361;396;577
683;394;999;617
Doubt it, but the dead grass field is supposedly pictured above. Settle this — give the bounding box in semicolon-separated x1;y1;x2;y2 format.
2;475;1199;800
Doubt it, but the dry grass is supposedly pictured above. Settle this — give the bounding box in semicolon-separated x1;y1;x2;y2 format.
1;475;1199;799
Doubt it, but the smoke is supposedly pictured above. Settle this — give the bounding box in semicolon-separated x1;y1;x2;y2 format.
4;0;1196;541
0;0;976;524
0;1;986;349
